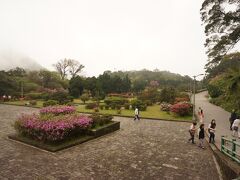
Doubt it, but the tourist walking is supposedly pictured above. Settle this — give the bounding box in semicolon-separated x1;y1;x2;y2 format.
134;107;140;121
198;107;204;124
232;116;240;138
229;109;237;130
208;119;216;143
198;124;205;149
188;122;197;144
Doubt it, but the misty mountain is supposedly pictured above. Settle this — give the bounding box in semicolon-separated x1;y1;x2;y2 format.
0;50;43;71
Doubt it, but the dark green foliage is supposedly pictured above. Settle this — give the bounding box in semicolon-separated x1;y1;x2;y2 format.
124;103;130;110
80;93;89;104
51;91;73;105
26;92;42;100
201;0;240;69
159;87;177;104
29;100;37;106
69;76;84;98
0;71;18;96
43;100;58;107
89;114;113;127
104;97;128;106
207;84;223;98
131;99;147;111
85;103;97;109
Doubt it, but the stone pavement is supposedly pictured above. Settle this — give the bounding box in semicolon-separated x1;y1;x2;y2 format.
195;91;240;150
0;104;220;180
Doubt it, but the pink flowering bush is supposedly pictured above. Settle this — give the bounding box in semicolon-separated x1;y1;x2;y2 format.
14;112;92;142
40;106;76;116
170;102;192;116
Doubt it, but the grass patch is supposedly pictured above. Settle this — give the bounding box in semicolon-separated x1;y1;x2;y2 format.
3;101;192;121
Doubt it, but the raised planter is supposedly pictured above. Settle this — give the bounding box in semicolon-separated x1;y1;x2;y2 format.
8;121;120;152
87;121;120;137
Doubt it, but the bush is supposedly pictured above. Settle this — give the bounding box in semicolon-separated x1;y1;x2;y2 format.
99;104;105;110
104;97;128;106
175;97;189;103
26;93;42;100
43;100;58;107
51;91;73;105
94;108;99;112
110;103;116;110
144;100;153;106
116;105;121;110
105;105;110;110
124;103;130;110
85;103;97;109
90;114;113;127
131;99;147;111
170;102;192;116
29;100;37;106
117;109;121;114
160;102;172;112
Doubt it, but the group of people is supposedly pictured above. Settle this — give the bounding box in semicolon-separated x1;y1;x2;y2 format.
229;109;240;138
188;107;216;149
189;107;240;149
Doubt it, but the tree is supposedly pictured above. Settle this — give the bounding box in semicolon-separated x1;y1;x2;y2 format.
68;59;84;78
0;71;18;96
69;76;84;98
201;0;240;69
53;59;70;80
80;93;89;104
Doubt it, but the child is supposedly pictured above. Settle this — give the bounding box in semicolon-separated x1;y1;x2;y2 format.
208;119;216;143
198;124;205;149
198;107;204;124
188;122;197;144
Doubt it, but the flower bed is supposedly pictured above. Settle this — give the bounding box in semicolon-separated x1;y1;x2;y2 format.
40;105;76;115
10;106;120;152
14;113;92;142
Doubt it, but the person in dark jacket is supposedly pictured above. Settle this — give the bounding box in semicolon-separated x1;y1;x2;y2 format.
229;109;237;130
198;124;205;149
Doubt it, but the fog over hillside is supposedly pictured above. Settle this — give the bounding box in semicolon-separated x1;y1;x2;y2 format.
0;50;43;71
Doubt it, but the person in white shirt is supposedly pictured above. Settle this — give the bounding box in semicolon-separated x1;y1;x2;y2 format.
232;116;240;138
134;107;140;121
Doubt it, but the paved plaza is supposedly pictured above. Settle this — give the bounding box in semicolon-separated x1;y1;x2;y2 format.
0;104;220;180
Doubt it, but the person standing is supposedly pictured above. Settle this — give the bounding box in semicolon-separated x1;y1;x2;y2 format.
198;107;204;124
198;124;205;149
134;107;140;121
188;122;197;144
229;109;237;130
232;116;240;138
208;119;216;143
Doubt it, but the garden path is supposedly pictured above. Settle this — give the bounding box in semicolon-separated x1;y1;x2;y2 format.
195;91;240;150
0;104;220;179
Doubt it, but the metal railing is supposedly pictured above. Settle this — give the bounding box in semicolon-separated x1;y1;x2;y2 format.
221;136;240;164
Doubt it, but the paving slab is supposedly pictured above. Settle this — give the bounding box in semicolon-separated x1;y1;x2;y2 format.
0;104;220;180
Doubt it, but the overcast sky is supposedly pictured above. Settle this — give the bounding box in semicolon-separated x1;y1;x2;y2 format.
0;0;207;77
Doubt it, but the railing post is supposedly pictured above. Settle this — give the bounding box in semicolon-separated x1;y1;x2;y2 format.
232;139;236;158
221;136;224;152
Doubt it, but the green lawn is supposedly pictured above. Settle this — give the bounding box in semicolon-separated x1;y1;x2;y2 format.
2;100;192;121
76;104;192;121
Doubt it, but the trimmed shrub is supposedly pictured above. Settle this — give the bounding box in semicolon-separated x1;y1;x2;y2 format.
124;103;130;110
26;93;42;100
89;114;113;127
99;104;105;110
175;97;190;103
131;99;147;111
170;102;192;116
29;100;37;106
85;103;97;109
43;100;58;107
104;97;128;106
105;105;110;110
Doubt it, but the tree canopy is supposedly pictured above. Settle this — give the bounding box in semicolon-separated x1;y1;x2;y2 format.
201;0;240;69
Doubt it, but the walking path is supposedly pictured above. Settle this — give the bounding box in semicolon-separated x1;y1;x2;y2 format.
195;91;240;150
0;104;220;179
